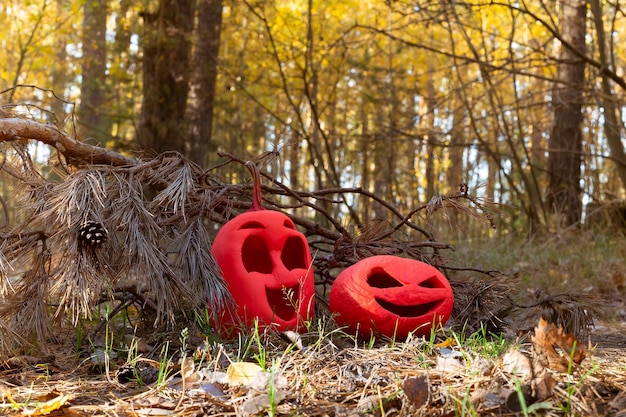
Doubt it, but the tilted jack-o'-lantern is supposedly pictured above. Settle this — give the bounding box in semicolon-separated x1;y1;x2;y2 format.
329;255;453;339
212;162;314;335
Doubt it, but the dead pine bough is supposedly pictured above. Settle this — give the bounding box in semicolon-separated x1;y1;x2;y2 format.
0;107;622;416
0;107;501;352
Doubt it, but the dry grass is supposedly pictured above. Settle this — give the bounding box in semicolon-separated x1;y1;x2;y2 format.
0;316;624;417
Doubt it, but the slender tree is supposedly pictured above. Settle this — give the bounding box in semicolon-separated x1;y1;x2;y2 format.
139;0;195;155
589;0;626;192
545;0;587;227
80;0;109;140
189;0;223;167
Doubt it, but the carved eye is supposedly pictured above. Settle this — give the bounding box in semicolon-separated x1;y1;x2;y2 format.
283;219;296;229
242;235;272;273
419;275;447;288
240;221;265;229
367;270;403;288
281;236;308;270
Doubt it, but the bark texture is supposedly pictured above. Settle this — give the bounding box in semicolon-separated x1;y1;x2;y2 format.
546;0;587;227
189;0;223;167
80;0;109;140
139;0;195;155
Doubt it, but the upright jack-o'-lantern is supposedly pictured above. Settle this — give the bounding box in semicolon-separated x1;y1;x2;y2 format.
329;255;453;339
212;162;314;335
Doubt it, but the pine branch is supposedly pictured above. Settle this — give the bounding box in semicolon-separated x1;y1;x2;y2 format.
0;116;135;166
0;115;502;352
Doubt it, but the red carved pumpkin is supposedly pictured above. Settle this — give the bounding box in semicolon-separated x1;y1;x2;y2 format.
212;162;314;335
329;255;453;339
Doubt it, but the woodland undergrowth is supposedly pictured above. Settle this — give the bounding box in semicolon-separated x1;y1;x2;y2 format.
0;107;605;356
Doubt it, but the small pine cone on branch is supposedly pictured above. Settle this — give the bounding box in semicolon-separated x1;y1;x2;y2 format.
78;221;108;247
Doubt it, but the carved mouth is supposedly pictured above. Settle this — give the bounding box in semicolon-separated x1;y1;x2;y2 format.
374;298;443;317
266;285;299;322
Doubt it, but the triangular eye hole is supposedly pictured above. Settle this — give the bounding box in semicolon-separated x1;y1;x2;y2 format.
419;276;445;288
242;235;272;273
240;221;265;229
281;236;308;270
283;219;295;229
367;270;403;288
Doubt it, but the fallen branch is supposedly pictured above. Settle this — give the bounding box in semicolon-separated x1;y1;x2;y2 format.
0;112;504;353
0;117;136;167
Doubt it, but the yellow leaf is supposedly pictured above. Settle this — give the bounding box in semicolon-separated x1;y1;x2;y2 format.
434;338;453;348
226;362;262;386
22;394;71;416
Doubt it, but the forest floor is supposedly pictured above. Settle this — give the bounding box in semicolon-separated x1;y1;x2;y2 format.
0;230;625;416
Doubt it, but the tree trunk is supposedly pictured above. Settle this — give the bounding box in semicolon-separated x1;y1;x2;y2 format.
589;0;626;192
360;97;372;221
446;97;466;235
139;0;195;155
190;0;223;167
425;65;437;200
545;0;587;227
80;0;109;140
49;0;71;122
447;101;465;192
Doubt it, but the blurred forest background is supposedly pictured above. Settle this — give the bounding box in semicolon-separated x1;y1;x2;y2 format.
2;0;626;237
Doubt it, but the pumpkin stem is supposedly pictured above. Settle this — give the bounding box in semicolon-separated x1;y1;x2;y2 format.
245;161;264;211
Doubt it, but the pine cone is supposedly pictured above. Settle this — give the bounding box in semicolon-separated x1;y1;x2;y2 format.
78;221;108;247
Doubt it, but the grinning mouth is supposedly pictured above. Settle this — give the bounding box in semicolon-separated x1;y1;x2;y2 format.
374;298;442;317
266;285;299;322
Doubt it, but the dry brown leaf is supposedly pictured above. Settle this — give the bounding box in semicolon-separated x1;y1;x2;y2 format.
530;366;556;401
403;375;429;408
180;356;196;381
124;335;154;353
502;349;533;380
531;317;587;372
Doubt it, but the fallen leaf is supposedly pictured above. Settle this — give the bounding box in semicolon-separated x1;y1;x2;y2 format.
531;317;587;372
530;366;556;401
124;335;154;353
133;397;177;409
279;331;303;350
188;382;227;400
242;390;289;416
226;362;263;386
22;394;71;416
177;356;201;384
436;350;465;374
502;349;533;381
356;394;400;417
200;368;229;384
89;348;117;368
434;338;453;348
403;375;429;408
249;370;288;392
505;383;533;412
